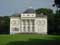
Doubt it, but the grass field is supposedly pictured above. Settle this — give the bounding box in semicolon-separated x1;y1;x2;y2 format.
0;34;60;45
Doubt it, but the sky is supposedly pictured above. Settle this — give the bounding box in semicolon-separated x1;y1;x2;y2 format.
0;0;56;16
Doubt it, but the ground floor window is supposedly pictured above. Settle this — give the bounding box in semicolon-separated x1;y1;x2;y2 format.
12;27;19;31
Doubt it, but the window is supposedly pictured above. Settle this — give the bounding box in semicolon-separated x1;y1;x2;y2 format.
11;20;19;26
12;20;16;25
23;15;25;16
27;15;29;16
32;15;33;16
42;20;45;25
36;20;45;25
36;20;41;25
13;28;19;31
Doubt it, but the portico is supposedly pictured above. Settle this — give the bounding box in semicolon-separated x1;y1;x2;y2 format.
20;19;35;33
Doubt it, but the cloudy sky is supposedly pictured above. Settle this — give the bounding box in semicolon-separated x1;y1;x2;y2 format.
0;0;56;16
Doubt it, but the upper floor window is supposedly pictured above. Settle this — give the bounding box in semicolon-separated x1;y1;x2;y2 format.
27;15;29;16
11;20;19;26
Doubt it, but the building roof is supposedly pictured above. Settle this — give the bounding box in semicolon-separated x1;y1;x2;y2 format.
23;8;35;13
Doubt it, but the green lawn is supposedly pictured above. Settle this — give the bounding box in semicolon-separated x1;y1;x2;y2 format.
0;34;60;45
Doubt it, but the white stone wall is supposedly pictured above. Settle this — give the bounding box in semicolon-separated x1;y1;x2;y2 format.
10;17;20;34
35;17;47;34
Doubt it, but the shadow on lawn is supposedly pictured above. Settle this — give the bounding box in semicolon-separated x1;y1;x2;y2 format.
7;38;60;45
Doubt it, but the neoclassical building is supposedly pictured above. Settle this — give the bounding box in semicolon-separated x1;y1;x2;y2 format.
10;8;47;34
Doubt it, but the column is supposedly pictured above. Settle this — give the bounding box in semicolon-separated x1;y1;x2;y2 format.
32;20;34;32
25;20;28;32
21;20;24;33
30;20;33;33
28;20;30;32
23;20;26;32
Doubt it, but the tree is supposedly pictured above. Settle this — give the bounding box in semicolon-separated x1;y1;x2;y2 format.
53;0;60;8
54;10;60;34
35;8;53;15
0;16;10;34
52;0;60;34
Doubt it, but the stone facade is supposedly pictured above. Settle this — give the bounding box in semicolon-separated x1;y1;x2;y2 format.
10;8;47;34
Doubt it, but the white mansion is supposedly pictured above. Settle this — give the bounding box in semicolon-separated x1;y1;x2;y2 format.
10;8;47;34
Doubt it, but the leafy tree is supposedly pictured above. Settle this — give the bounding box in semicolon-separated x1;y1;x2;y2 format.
35;8;53;15
0;16;10;34
54;10;60;34
53;0;60;8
